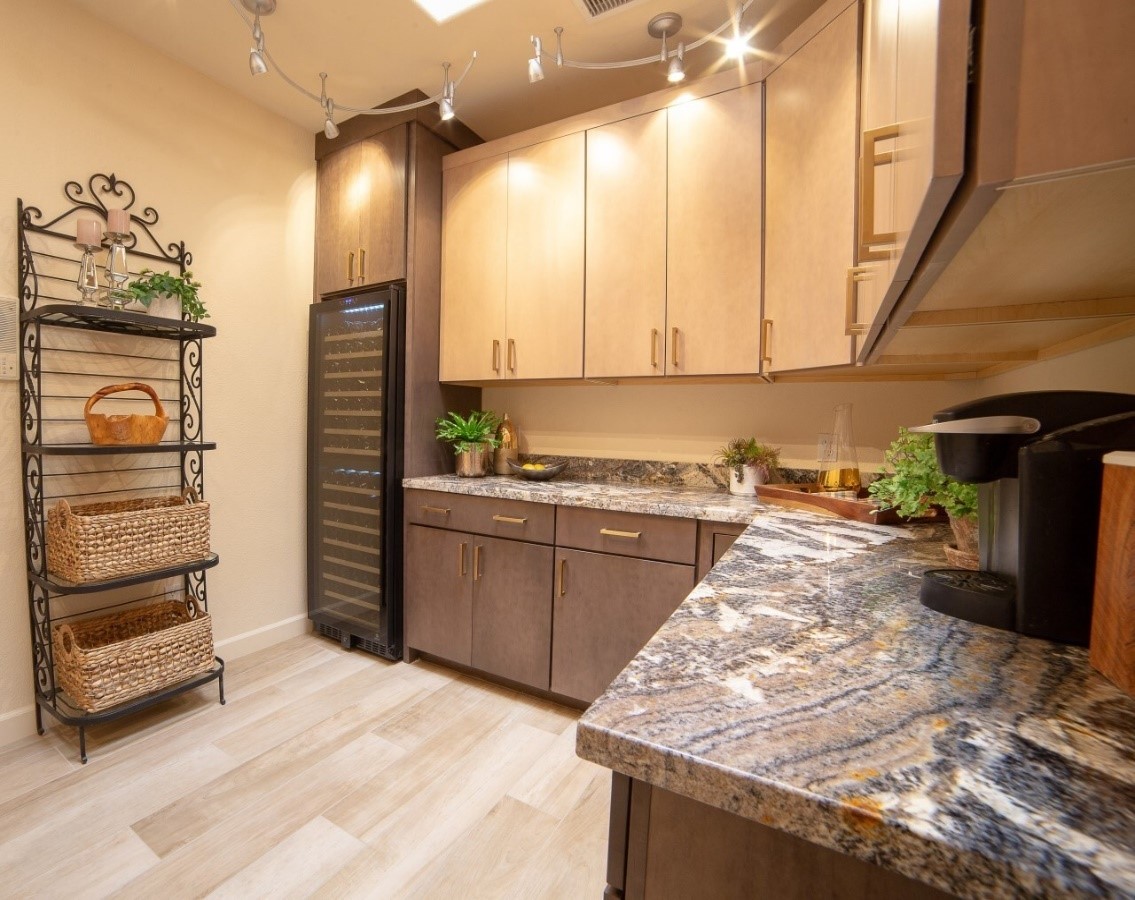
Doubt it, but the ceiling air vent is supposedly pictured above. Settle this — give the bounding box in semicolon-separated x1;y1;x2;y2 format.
571;0;646;20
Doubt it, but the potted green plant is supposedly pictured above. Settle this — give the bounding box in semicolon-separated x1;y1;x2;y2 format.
435;410;501;477
868;428;979;568
716;438;781;495
125;269;208;321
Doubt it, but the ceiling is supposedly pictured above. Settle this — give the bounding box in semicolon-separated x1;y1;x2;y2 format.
66;0;824;141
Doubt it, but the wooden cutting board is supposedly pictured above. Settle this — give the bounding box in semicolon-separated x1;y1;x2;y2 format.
1090;451;1135;698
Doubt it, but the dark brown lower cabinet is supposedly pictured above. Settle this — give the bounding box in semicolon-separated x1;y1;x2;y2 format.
551;549;695;703
405;524;472;665
404;523;552;689
607;775;954;900
471;535;553;689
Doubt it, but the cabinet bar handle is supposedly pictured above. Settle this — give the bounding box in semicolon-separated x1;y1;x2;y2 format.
650;328;659;368
473;544;482;581
458;541;467;577
492;514;528;525
421;505;450;516
492;339;501;373
671;327;680;369
761;319;773;369
558;558;567;597
507;338;516;373
600;528;642;539
358;247;366;282
859;124;900;261
347;251;355;284
845;267;871;336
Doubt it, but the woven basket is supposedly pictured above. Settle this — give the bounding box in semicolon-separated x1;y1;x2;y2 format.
52;599;214;712
84;382;168;445
47;487;209;583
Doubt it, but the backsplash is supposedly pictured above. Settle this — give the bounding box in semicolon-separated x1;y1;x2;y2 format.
520;454;827;489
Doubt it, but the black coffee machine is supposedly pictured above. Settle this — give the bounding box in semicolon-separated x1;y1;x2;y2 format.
913;391;1135;646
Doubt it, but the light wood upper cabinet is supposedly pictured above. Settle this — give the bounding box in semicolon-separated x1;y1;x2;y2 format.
505;133;585;380
763;3;859;373
667;85;763;376
439;153;508;382
585;110;668;379
315;126;408;296
856;0;970;358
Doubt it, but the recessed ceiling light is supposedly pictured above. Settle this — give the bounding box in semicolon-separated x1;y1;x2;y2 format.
412;0;492;23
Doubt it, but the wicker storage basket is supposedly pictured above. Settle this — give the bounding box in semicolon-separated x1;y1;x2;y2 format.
84;382;169;445
47;487;209;583
52;599;214;712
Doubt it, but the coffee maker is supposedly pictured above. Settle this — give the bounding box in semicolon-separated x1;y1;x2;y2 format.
913;391;1135;646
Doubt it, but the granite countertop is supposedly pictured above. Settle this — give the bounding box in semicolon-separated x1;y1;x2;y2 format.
402;474;763;524
575;514;1135;899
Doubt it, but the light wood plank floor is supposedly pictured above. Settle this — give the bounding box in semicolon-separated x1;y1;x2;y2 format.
0;635;610;898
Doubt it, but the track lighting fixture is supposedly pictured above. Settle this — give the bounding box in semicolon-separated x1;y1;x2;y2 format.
529;1;755;83
230;0;476;137
249;16;268;75
528;36;545;83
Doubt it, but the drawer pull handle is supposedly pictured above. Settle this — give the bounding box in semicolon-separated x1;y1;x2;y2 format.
859;123;900;262
507;338;517;373
600;528;642;540
458;541;467;577
650;328;659;369
492;514;528;525
845;267;871;336
558;558;567;597
473;544;482;581
422;505;450;516
358;247;366;283
347;250;355;285
492;339;501;373
761;318;773;370
671;326;680;369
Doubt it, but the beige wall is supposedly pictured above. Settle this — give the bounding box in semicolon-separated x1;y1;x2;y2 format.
484;337;1135;471
0;1;315;744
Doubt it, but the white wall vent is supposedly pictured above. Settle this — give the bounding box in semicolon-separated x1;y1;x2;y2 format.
571;0;645;20
0;296;18;381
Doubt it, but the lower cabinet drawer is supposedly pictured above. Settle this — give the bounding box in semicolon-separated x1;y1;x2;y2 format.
406;489;555;545
551;548;695;703
556;506;697;564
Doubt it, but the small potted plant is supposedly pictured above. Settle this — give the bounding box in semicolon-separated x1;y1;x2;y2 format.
435;410;501;477
125;269;208;321
717;438;781;495
868;428;979;568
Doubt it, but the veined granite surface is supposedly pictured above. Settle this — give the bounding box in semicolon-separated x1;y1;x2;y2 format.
576;515;1135;899
402;474;763;524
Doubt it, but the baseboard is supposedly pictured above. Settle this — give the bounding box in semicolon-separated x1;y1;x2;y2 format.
0;704;40;750
214;613;311;659
0;614;312;750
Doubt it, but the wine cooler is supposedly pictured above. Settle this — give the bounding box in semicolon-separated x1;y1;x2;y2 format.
307;284;405;659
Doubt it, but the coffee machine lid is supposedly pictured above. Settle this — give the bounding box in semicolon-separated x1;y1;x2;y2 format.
909;416;1040;435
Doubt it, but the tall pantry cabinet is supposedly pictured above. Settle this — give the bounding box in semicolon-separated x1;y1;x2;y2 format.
311;110;480;657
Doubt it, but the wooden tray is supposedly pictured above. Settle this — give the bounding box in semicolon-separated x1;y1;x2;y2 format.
755;483;943;525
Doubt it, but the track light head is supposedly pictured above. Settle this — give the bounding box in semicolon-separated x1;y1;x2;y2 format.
248;17;268;75
667;43;685;83
528;36;544;83
439;97;455;121
323;95;339;139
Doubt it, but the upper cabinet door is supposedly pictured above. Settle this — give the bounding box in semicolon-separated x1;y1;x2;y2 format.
584;110;668;379
439;153;509;382
505;133;586;380
315;128;409;297
764;2;859;372
356;127;408;289
666;85;763;376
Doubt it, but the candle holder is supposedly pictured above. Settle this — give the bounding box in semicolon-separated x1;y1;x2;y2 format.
102;231;131;309
75;240;101;305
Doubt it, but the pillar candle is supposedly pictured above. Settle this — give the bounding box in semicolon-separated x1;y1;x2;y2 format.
107;208;130;235
76;218;102;247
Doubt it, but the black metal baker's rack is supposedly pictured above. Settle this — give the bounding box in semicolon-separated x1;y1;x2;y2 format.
17;173;224;762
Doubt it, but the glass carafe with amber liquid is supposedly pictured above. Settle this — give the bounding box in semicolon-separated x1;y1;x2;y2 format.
817;403;861;492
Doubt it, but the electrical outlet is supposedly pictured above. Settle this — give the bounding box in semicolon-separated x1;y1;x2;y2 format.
0;296;16;382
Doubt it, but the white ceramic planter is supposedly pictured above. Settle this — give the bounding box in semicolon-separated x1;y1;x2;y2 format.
147;294;182;320
728;464;767;496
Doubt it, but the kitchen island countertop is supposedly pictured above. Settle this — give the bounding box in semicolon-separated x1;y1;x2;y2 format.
574;509;1135;899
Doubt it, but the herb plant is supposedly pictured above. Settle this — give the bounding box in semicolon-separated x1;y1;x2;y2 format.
435;410;501;455
868;428;977;519
126;269;208;321
716;437;781;481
